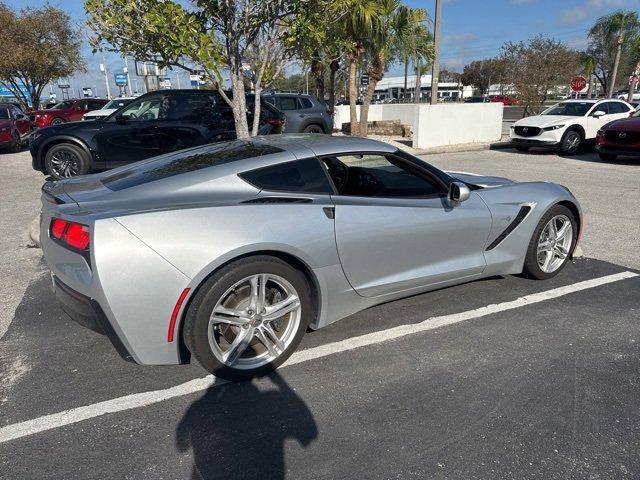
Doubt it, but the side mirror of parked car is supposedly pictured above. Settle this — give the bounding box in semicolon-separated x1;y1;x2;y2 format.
448;181;471;206
592;110;606;118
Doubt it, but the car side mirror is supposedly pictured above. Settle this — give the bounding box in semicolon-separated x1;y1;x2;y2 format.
448;181;470;206
592;110;606;118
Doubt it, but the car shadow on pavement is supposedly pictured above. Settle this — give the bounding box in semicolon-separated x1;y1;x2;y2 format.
176;371;318;480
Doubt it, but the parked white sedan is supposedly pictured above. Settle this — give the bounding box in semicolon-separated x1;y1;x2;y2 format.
510;99;634;155
82;97;136;121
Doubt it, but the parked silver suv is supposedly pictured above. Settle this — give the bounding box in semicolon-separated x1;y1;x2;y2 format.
263;93;332;134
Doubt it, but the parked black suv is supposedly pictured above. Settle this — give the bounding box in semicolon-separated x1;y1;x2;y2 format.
30;89;285;179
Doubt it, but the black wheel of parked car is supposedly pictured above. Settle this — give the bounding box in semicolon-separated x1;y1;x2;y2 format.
559;130;583;156
51;118;65;125
44;143;90;180
303;124;324;134
10;131;21;153
598;153;617;162
515;146;530;152
522;204;577;280
183;255;311;381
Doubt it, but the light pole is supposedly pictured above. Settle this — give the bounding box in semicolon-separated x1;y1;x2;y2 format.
123;57;132;95
430;0;442;105
100;55;111;99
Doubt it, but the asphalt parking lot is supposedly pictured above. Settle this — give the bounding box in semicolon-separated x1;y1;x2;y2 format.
1;146;639;479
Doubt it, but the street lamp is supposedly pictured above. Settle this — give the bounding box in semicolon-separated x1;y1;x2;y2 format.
99;55;111;99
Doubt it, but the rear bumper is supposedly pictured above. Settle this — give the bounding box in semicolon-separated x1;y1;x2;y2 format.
595;145;640;157
53;276;136;363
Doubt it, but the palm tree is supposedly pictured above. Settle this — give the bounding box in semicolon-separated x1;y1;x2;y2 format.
589;10;640;97
339;0;384;136
356;2;433;136
396;8;432;103
582;55;597;98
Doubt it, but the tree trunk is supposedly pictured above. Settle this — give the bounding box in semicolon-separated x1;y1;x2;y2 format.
310;54;325;101
414;62;421;103
608;34;623;98
359;78;378;137
251;84;262;137
221;70;250;140
347;58;359;137
403;57;408;102
328;59;339;117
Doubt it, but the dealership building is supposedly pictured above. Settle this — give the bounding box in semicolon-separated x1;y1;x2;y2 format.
372;74;474;102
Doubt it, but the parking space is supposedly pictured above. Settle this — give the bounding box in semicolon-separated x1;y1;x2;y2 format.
1;147;639;479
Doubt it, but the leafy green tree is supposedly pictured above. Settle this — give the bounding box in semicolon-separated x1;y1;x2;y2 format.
587;10;640;97
460;58;505;95
394;7;433;102
501;35;580;116
0;3;85;110
86;0;302;139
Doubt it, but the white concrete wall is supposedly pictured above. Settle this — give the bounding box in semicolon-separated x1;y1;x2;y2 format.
333;104;416;131
333;103;503;149
412;103;503;149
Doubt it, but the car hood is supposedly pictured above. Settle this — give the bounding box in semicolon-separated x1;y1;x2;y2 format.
30;109;58;116
602;116;640;132
514;115;576;128
447;171;515;188
84;108;117;118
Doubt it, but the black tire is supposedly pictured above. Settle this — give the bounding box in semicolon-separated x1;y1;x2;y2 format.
51;117;65;125
559;129;583;156
302;124;324;134
10;131;21;153
515;146;530;152
44;143;90;180
522;204;577;280
598;152;617;162
183;255;311;381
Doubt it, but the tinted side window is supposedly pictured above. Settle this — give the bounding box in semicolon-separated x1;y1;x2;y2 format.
240;158;333;194
323;154;442;197
102;141;284;191
279;97;298;111
167;93;220;122
596;102;611;114
609;102;628;114
298;98;313;109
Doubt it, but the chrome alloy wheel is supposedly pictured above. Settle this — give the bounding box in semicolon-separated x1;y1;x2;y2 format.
564;131;581;153
207;274;301;369
537;214;573;273
50;149;81;178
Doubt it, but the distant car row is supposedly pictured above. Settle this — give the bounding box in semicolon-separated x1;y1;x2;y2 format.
509;98;639;159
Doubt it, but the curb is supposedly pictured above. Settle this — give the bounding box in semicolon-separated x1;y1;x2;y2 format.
28;214;41;248
415;142;494;156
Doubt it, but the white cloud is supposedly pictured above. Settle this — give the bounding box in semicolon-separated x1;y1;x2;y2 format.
559;0;640;25
442;33;478;45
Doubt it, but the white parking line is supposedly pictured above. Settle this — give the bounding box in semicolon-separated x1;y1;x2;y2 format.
0;271;637;444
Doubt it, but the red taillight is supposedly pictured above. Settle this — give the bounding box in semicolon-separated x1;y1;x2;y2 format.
51;218;68;239
596;130;605;145
168;288;191;342
50;218;90;251
267;117;284;127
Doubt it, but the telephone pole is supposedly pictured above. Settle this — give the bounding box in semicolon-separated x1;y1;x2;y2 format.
430;0;442;105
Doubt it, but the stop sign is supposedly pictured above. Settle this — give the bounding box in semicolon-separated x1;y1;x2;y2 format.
571;76;587;92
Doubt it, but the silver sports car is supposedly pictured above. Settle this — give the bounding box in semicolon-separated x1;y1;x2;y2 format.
40;134;582;380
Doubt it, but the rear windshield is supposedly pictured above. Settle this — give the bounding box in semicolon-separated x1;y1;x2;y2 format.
101;141;283;191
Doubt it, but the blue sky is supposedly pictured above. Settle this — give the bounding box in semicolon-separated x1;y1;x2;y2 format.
8;0;640;98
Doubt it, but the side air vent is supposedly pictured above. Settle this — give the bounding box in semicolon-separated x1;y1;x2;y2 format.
242;197;313;204
486;206;532;251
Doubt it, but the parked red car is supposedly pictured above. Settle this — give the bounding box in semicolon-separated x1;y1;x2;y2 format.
0;103;30;152
490;95;521;106
596;111;640;161
30;98;108;128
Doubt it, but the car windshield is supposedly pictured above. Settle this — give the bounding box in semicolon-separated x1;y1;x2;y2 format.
103;98;132;109
541;102;594;116
52;100;74;110
0;108;9;119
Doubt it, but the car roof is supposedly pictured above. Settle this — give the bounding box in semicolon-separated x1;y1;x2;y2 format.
249;133;397;157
